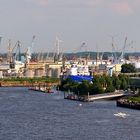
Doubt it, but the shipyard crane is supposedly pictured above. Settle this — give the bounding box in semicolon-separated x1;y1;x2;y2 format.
53;36;63;62
25;35;36;63
55;36;63;55
7;39;13;63
79;42;89;64
111;37;118;64
119;37;134;64
45;52;50;60
74;42;87;53
8;40;25;70
108;34;119;64
15;40;22;61
37;50;44;62
9;40;22;62
70;42;89;63
81;42;87;52
119;37;127;63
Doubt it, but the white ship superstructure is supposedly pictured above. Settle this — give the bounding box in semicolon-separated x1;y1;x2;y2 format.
67;64;90;76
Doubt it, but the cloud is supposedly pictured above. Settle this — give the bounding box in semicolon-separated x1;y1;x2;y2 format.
24;0;48;6
111;1;133;15
37;0;48;6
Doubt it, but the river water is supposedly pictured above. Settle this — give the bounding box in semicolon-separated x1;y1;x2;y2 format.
0;87;139;140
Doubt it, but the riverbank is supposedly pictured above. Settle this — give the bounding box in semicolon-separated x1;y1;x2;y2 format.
0;77;59;87
117;95;140;110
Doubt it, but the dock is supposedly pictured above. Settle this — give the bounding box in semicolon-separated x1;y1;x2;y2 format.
29;83;54;93
64;91;128;102
84;92;126;102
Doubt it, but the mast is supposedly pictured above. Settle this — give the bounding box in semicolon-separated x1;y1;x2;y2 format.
7;39;12;63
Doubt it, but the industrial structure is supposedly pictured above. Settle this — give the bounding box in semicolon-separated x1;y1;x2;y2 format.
0;36;140;78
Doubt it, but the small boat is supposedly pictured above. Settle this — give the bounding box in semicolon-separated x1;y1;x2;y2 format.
65;94;77;100
46;89;54;93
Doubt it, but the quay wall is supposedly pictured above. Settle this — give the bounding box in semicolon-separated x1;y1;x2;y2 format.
117;99;140;110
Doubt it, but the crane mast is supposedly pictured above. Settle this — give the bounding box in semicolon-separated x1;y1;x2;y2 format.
25;35;36;64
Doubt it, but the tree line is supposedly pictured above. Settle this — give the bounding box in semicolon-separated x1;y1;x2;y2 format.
58;74;129;96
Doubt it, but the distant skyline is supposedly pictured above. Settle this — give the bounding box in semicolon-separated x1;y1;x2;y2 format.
0;0;140;53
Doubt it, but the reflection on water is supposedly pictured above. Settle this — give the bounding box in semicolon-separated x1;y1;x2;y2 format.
0;87;139;140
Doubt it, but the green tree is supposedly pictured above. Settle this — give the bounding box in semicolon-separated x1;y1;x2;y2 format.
112;75;121;90
98;75;106;89
121;63;136;73
120;78;128;90
92;83;104;94
105;84;115;93
118;74;129;90
77;81;90;96
105;75;112;86
91;75;104;94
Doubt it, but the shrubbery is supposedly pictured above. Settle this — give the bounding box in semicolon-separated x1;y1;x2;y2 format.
59;74;129;96
0;77;59;85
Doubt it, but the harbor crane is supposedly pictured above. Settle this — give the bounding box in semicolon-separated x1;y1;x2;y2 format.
25;35;36;64
55;36;63;55
53;36;63;62
6;40;25;70
110;36;133;64
7;40;22;64
55;36;63;56
118;37;133;63
119;37;127;63
7;39;12;63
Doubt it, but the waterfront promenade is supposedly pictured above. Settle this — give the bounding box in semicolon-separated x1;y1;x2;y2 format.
0;87;139;140
85;92;125;101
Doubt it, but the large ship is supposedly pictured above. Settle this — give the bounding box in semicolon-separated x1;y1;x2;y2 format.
65;64;92;82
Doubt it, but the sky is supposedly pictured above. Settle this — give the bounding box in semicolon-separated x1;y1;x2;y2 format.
0;0;140;53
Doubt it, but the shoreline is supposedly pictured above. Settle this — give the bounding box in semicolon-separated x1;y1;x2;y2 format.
117;97;140;110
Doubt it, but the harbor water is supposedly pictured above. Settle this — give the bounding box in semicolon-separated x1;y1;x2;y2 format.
0;87;139;140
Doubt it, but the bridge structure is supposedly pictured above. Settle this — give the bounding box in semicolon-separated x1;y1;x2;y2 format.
84;91;128;102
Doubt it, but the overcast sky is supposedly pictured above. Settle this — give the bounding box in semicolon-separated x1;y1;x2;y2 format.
0;0;140;53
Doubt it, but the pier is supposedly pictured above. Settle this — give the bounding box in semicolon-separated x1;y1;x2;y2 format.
84;92;126;102
29;83;55;93
64;91;128;102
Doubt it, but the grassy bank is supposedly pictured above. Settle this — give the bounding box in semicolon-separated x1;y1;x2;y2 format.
117;95;140;110
0;77;60;87
127;96;140;103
